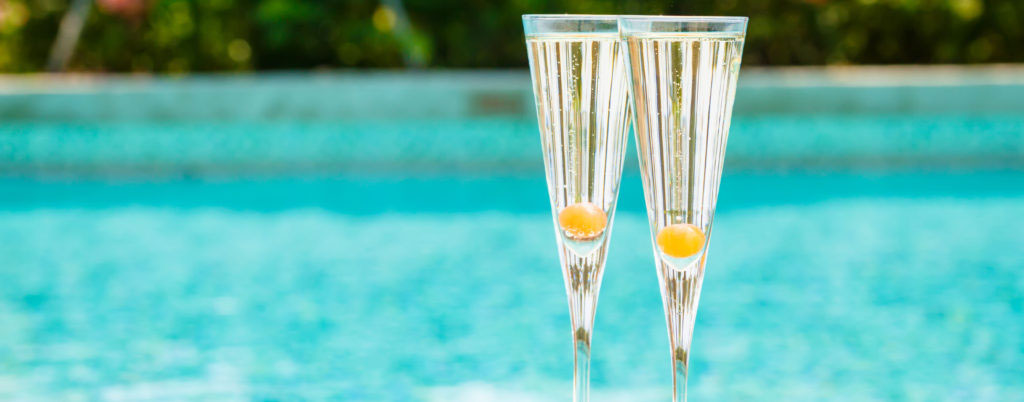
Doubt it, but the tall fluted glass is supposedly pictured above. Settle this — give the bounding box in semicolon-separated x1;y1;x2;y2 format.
523;14;631;402
619;15;747;401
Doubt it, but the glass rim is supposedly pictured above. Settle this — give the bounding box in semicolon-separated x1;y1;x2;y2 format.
617;15;748;24
522;14;619;22
523;14;620;36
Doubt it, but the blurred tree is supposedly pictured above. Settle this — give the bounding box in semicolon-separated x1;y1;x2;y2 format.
0;0;1020;72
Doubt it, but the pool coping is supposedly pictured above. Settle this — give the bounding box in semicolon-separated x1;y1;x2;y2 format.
0;65;1022;120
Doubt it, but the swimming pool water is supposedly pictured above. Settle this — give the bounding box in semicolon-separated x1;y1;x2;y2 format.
1;171;1021;401
2;71;1023;400
2;114;1022;174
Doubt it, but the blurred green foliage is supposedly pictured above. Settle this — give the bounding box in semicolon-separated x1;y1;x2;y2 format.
0;0;1020;72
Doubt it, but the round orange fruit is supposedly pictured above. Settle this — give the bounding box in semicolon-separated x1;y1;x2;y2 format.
656;223;705;258
558;202;607;240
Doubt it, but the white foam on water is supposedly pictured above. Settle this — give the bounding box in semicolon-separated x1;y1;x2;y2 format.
100;363;248;401
421;382;662;402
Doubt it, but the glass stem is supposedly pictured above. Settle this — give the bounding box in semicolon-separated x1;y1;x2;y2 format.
672;346;688;402
660;263;704;402
573;327;591;402
564;250;605;402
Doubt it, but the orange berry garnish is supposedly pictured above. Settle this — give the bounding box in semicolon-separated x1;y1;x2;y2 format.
558;202;607;240
656;223;706;258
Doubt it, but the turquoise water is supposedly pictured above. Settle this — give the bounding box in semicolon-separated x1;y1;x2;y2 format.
1;72;1023;400
2;115;1022;173
1;170;1022;400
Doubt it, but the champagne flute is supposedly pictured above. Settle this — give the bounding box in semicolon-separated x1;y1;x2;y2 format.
523;14;632;402
620;15;748;401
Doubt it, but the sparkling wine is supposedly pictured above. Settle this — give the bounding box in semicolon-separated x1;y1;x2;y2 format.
526;29;631;402
624;29;745;401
